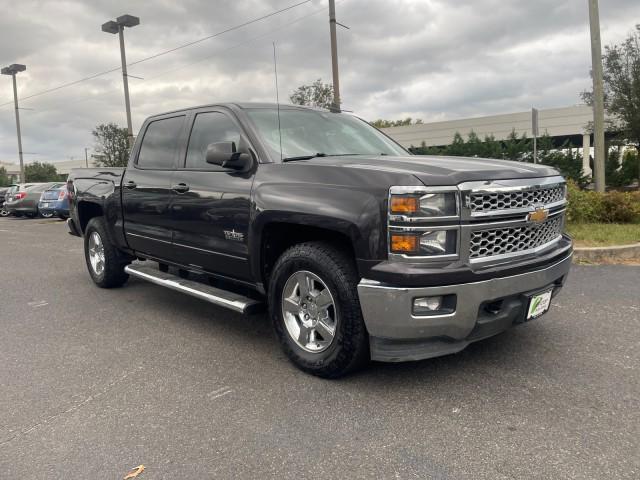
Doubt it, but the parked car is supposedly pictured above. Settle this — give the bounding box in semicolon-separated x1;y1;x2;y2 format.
5;183;59;217
38;183;70;219
67;102;572;378
0;187;8;216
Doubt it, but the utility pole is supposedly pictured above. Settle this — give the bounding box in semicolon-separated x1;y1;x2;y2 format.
328;0;341;112
1;64;26;183
84;147;89;168
588;0;606;192
102;14;139;148
532;108;539;163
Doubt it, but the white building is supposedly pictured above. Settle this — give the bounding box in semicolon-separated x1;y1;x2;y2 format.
382;105;597;175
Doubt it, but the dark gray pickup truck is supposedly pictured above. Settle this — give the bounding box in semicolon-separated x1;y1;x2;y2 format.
67;103;572;377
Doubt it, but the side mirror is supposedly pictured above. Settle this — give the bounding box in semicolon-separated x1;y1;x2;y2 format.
205;141;251;171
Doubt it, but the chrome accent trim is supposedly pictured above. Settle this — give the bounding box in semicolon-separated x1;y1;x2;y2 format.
458;176;566;219
457;175;566;193
468;199;567;218
125;263;262;314
467;208;565;231
469;235;563;265
357;252;572;342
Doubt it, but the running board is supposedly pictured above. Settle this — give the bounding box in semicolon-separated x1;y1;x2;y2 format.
124;264;263;314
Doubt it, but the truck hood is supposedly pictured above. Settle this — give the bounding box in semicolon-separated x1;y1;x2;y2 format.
299;155;560;185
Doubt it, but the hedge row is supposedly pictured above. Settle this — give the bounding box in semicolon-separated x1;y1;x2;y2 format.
566;181;640;223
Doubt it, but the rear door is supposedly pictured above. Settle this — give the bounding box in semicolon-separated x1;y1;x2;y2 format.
122;114;187;259
169;109;254;280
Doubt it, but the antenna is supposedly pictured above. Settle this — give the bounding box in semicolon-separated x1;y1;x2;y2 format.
272;42;283;162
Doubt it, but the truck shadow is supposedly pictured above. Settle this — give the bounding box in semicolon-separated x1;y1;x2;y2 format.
124;275;556;388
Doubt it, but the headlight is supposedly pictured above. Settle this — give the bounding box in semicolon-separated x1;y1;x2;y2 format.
390;229;457;256
390;191;458;218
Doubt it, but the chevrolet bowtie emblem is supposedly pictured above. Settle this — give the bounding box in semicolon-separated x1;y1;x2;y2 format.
527;207;549;224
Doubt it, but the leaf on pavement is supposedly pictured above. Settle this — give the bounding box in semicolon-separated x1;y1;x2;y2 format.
123;465;145;479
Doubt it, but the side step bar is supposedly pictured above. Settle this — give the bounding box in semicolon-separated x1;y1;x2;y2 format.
124;263;263;314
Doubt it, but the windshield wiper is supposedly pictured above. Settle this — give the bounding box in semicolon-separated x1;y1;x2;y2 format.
282;153;328;162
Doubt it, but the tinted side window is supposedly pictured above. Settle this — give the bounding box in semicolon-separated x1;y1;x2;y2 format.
137;116;185;169
185;112;241;169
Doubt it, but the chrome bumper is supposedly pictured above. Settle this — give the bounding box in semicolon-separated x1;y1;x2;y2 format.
357;253;572;362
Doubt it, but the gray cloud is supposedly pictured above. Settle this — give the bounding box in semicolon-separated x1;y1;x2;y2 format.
0;0;638;164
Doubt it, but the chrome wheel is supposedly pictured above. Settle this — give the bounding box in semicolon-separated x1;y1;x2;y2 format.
281;270;337;353
88;231;105;276
0;208;8;217
40;211;54;218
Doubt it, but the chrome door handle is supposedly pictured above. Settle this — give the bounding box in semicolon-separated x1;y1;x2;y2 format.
172;183;189;194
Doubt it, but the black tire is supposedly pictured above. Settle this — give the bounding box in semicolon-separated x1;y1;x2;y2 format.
57;214;68;220
84;217;130;288
268;241;369;378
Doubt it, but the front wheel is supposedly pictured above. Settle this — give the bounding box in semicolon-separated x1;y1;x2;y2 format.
84;217;130;288
268;242;369;378
0;208;8;217
39;211;54;218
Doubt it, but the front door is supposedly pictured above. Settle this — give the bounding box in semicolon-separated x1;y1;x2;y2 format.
169;109;254;280
122;114;186;259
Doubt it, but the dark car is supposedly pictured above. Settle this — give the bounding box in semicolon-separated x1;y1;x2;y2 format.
67;102;572;378
38;183;70;219
0;187;8;216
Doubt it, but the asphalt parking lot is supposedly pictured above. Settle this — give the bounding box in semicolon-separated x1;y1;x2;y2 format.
0;216;638;479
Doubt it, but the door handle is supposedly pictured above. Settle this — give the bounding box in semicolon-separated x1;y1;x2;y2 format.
124;180;137;189
172;183;190;194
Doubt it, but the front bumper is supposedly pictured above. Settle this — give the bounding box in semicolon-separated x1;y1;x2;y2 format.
357;252;572;362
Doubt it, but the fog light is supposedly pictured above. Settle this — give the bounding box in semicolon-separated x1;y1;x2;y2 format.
413;296;443;314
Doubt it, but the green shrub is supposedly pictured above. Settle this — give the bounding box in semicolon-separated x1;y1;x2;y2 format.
600;190;640;223
567;180;640;223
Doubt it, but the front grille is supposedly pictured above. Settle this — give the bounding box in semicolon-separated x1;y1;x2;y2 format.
469;215;563;259
469;185;565;214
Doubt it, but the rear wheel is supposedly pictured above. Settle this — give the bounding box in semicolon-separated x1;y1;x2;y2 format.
84;217;130;288
39;210;54;218
0;208;8;217
268;241;369;378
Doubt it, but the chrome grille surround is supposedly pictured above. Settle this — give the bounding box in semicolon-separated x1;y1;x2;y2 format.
469;184;566;215
469;214;563;260
388;176;569;267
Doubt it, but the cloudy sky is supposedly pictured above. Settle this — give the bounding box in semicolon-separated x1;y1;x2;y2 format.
0;0;639;164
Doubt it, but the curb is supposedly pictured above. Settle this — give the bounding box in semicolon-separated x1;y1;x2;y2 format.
573;243;640;263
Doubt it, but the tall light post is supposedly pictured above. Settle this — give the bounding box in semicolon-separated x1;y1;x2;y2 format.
102;14;139;148
1;64;27;183
588;0;606;192
328;0;341;112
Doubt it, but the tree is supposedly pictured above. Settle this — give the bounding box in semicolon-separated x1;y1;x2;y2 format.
92;123;129;167
0;167;10;187
289;79;334;109
581;24;640;186
24;162;59;182
370;118;423;128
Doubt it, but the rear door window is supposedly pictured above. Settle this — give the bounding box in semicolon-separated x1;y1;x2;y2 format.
137;115;185;169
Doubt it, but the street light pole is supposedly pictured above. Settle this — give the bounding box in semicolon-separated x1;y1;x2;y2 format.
118;24;134;148
588;0;606;192
1;64;26;183
328;0;341;112
102;14;139;148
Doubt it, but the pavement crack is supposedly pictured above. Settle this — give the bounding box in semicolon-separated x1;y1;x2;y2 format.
0;368;139;447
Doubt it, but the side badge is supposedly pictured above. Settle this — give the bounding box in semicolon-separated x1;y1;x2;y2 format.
224;229;244;242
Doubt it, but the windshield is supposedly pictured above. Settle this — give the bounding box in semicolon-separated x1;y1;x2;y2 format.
245;108;407;161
